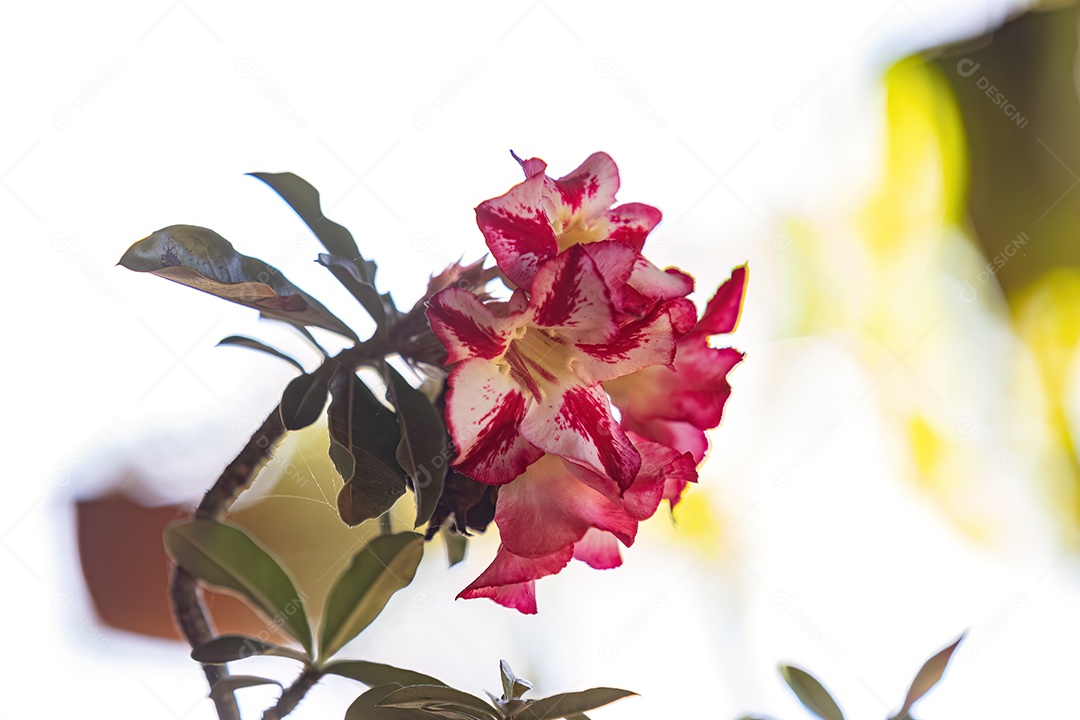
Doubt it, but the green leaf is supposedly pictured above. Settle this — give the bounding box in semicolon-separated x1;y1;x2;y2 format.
779;666;845;720
383;364;449;528
217;335;305;372
323;660;445;688
897;633;965;716
119;225;357;341
346;685;443;720
319;533;424;661
499;660;533;701
164;519;313;655
213;675;283;692
318;253;387;335
327;368;409;526
444;531;467;567
279;365;332;430
376;686;500;720
190;634;309;664
511;688;636;720
248;172;378;283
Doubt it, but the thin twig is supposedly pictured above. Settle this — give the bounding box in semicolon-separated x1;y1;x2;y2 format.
262;667;323;720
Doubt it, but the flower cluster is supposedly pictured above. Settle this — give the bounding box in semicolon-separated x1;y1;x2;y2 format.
427;152;746;613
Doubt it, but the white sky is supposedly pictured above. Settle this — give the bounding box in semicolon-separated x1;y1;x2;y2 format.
6;0;1073;718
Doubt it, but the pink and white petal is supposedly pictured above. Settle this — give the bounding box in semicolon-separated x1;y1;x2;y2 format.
573;529;623;570
512;152;548;179
574;306;677;385
446;360;544;485
476;176;559;287
520;382;641;490
603;202;663;252
426;287;517;363
624;433;694;518
457;544;574;614
628;257;695;304
623;416;709;464
693;265;747;337
550;152;620;221
494;455;638;558
661;344;743;428
528;246;616;339
581;241;637;292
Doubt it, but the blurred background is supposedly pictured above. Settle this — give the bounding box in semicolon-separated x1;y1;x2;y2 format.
4;0;1079;717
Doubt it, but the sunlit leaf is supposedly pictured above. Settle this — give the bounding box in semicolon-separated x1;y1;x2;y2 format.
326;368;409;525
897;634;965;716
214;675;283;692
248;172;378;283
318;253;386;334
323;660;445;688
511;688;635;720
779;666;845;720
191;634;308;664
164;519;312;654
384;363;449;528
217;335;305;372
376;686;499;720
319;533;424;661
345;685;442;720
119;225;357;341
280;366;332;431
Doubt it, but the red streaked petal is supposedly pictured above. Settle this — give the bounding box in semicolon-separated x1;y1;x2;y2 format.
476;175;559;288
512;151;548;179
574;305;677;385
458;544;574;614
529;246;616;339
520;382;640;489
551;151;620;219
628;257;695;304
604;202;663;252
426;287;516;363
573;529;623;569
446;360;543;485
694;265;747;337
494;455;639;558
624;416;709;464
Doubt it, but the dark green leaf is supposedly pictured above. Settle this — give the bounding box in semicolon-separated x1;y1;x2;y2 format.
164;519;312;654
327;368;409;526
898;634;965;716
376;686;499;720
213;675;283;692
444;531;467;567
323;660;445;688
383;364;449;528
319;533;424;661
511;688;636;720
217;335;305;372
345;685;442;720
119;225;357;341
318;253;386;335
280;365;332;430
191;634;308;664
248;172;378;283
779;666;845;720
499;660;533;701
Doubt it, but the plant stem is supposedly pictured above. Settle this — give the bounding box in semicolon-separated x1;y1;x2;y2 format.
262;667;323;720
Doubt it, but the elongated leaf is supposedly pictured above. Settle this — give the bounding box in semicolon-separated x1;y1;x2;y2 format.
346;685;442;720
327;368;408;525
779;666;845;720
319;532;423;660
217;335;305;372
384;364;449;527
898;634;965;716
318;253;386;333
323;660;445;688
512;688;636;720
214;675;283;692
248;172;377;283
280;365;332;430
500;661;533;701
119;225;357;341
377;686;499;720
165;519;312;654
190;634;309;664
444;531;467;567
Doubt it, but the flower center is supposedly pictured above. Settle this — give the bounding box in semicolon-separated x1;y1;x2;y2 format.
503;326;574;401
